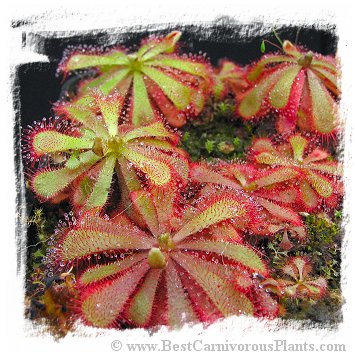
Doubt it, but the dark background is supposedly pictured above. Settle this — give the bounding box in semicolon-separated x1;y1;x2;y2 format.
14;19;337;127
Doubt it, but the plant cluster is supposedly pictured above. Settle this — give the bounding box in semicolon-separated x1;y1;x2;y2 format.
22;30;343;333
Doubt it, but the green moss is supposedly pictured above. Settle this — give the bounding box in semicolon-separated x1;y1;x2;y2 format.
266;238;290;269
26;204;62;286
27;208;50;265
281;289;342;323
304;213;342;290
180;98;256;161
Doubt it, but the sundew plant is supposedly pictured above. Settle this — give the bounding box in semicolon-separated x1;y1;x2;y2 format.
19;25;343;337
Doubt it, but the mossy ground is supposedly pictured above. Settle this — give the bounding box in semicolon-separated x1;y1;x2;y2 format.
180;98;255;162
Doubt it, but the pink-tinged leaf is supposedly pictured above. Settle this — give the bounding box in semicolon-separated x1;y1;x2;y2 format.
253;287;279;318
190;164;241;189
262;278;283;295
173;195;246;243
84;155;116;209
110;212;134;226
276;115;296;134
60;217;154;261
258;187;298;204
124;121;177;143
167;153;190;183
293;257;311;280
307;70;337;134
302;277;327;298
296;78;314;131
282;41;302;58
251;138;275;153
139;31;181;61
146;149;189;184
226;165;248;187
93;93;124;137
76;211;132;232
311;58;338;74
150;55;210;80
72;175;94;207
239;67;288;119
269;65;301;108
131;72;155;126
58;97;110;139
115;159;146;227
32;130;94;156
177;240;266;274
131;190;160;237
62;50;129;72
145;77;187;127
311;66;339;96
279;230;293;250
150;185;176;233
79;253;147;285
291;225;307;240
307;162;342;176
213;61;247;99
257;197;301;225
253;167;299;188
303;148;330;163
289;134;308;162
140;137;175;151
255;152;289;166
282;265;298;281
81;261;149;328
174;261;221;322
282;257;305;281
117;158;142;192
247;55;294;81
232;271;255;291
188;248;254;292
127;269;162;326
80;68;132;96
122;146;171;186
165;261;197;326
172;252;254;316
189;86;206;114
208;222;244;243
32;155;100;200
60;229;151;261
299;180;319;209
306;171;333;198
142;67;191;110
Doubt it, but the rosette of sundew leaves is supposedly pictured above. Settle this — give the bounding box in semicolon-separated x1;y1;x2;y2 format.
249;134;343;211
59;31;212;128
189;162;304;236
56;190;278;328
26;93;189;210
213;61;249;100
262;256;327;299
238;40;340;135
